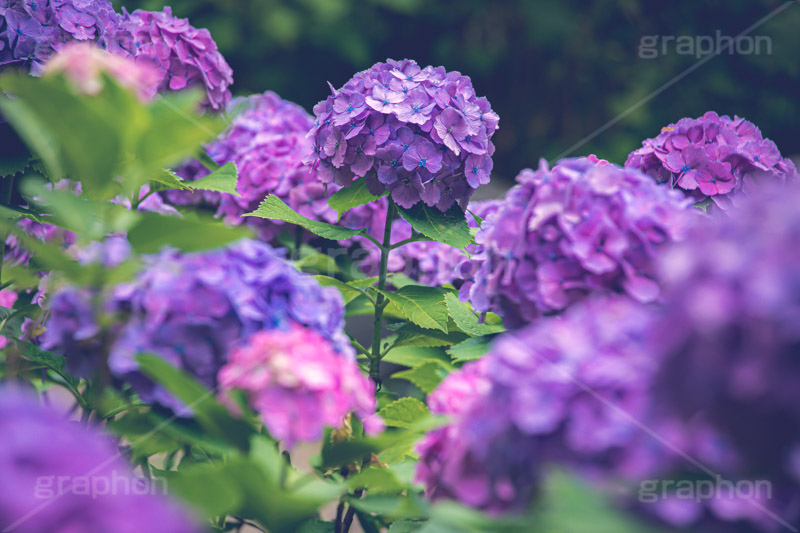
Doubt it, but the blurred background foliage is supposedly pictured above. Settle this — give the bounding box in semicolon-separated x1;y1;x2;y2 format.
115;0;800;184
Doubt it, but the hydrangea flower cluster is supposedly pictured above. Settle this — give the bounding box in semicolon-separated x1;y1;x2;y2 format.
460;157;696;327
114;6;233;110
218;324;381;448
44;41;160;100
0;2;233;109
40;239;351;411
349;199;501;285
165;91;335;242
625;184;800;531
416;296;659;513
306;58;499;210
625;111;798;209
0;0;119;76
0;387;200;533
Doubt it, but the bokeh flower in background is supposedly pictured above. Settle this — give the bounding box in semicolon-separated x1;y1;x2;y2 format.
165;91;334;242
306;58;499;211
460;156;696;327
626;111;798;210
40;238;351;412
218;323;381;448
0;387;201;533
44;41;160;100
622;183;800;531
416;296;659;513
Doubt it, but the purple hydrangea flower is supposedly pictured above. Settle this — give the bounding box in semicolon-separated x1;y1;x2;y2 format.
307;59;499;211
164;91;337;243
40;239;352;412
621;184;800;531
218;324;382;448
0;387;201;533
625;111;798;210
460;157;697;327
0;0;119;75
113;6;233;110
416;296;659;513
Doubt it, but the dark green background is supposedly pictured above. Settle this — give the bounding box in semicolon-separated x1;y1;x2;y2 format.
116;0;800;182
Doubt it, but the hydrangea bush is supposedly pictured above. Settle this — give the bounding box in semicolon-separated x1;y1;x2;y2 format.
1;13;799;533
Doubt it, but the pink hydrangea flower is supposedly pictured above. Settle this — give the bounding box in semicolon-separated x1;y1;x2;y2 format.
44;42;161;101
218;324;382;448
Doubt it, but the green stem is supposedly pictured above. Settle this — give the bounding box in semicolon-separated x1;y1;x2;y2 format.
0;175;16;285
368;199;395;388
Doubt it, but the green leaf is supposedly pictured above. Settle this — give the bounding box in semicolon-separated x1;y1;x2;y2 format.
127;211;251;254
392;361;447;394
347;276;379;288
393;323;469;349
109;414;182;460
133;89;223;185
694;197;714;212
533;469;674;533
190;161;240;196
347;466;405;494
327;176;387;219
296;252;339;275
297;520;335;533
375;286;451;333
396;202;470;250
388;519;426;532
157;462;243;518
313;275;364;305
447;335;497;363
244;195;365;241
0;154;31;178
151;169;192;192
378;397;430;429
0;73;120;195
136;353;254;451
444;293;505;336
381;346;451;369
15;340;76;387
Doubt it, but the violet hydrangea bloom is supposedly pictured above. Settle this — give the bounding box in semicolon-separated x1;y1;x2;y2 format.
307;58;499;210
164;91;335;242
0;0;119;76
0;387;201;533
460;157;696;327
625;111;798;210
40;239;352;412
416;296;659;513
620;184;800;531
113;6;233;110
218;323;382;448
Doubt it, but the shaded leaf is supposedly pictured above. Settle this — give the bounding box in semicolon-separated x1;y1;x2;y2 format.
244;195;365;241
392;361;447;394
375;286;450;333
447;335;497;363
327;175;387;219
444;293;504;336
378;397;429;429
396;202;470;250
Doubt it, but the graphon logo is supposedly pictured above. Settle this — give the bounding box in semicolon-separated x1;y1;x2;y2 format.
639;31;772;59
639;476;772;504
34;472;168;500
